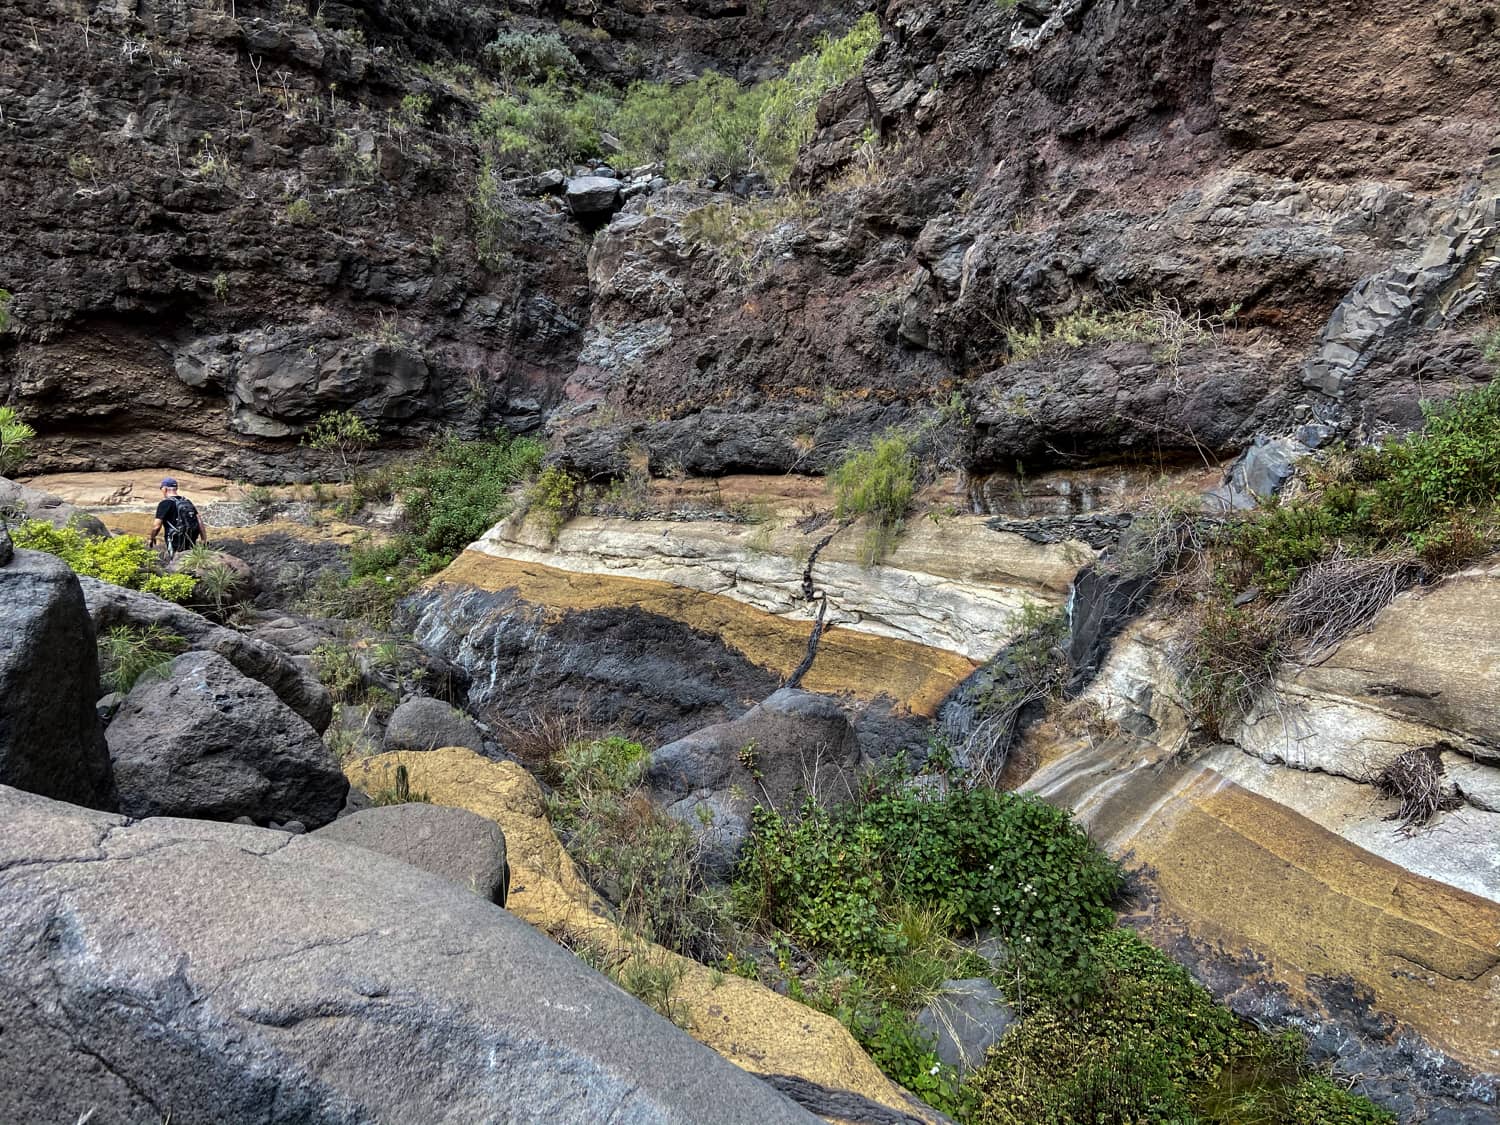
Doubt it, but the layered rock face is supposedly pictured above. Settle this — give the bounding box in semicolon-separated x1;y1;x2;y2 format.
1021;565;1500;1120
0;0;857;480
561;0;1500;473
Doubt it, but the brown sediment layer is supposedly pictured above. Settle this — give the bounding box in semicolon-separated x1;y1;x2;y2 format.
437;550;977;716
1132;770;1500;1071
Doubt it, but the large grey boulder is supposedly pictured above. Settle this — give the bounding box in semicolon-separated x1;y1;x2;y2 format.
80;577;332;731
314;803;509;905
915;978;1017;1072
0;476;108;536
565;175;623;215
647;689;864;877
0;545;115;809
0;786;818;1125
383;696;485;753
106;651;347;828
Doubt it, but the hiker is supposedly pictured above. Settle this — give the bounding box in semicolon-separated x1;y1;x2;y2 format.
148;477;207;558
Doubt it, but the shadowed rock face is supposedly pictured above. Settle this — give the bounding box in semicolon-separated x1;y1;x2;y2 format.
0;547;115;810
0;784;820;1125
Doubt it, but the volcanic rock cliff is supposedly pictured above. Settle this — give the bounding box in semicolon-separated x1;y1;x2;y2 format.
6;0;1500;1121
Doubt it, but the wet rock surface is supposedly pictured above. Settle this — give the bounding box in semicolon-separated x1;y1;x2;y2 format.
404;582;783;745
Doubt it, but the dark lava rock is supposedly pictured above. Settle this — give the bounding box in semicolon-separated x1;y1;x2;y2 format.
105;650;347;828
646;688;864;877
0;547;115;809
382;696;485;753
314;803;509;905
565;175;623;215
80;578;332;732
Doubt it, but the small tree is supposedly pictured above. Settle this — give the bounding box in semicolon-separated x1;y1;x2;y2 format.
0;406;36;477
302;409;377;483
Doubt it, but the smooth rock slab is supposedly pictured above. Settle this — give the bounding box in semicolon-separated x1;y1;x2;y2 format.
106;650;347;828
0;548;115;809
314;803;510;905
915;978;1016;1072
0;785;818;1125
383;695;485;753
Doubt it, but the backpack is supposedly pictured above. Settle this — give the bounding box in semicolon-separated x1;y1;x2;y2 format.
165;496;202;551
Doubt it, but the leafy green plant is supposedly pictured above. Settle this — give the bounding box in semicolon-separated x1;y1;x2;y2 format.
11;521;196;601
0;406;36;476
830;429;918;564
397;431;544;560
528;466;579;540
968;929;1393;1125
97;625;185;694
739;782;1122;1000
302;409;377;483
0;289;13;334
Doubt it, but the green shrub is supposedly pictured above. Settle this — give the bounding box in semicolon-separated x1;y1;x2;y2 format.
474;82;616;171
97;625;185;694
483;31;581;87
397;431;545;560
0;289;12;334
302;409;377;483
0;405;35;476
738;784;1122;1000
968;929;1394;1125
754;12;879;181
528;466;579;540
12;521;196;601
830;429;918;564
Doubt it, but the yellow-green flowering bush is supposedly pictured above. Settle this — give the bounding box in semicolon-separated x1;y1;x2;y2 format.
11;521;197;602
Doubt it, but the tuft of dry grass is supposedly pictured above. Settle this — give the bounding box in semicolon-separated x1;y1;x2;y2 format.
1374;746;1464;833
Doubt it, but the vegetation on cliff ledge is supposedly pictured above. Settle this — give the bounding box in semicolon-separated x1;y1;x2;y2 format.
470;13;878;182
1144;380;1500;736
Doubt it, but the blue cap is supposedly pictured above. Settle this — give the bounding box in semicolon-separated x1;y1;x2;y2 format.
160;477;178;488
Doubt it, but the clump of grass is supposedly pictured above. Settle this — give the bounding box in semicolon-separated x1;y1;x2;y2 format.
1004;297;1231;369
547;736;734;964
1373;746;1464;833
830;429;918;565
311;641;364;704
97;625;185;694
369;763;432;806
